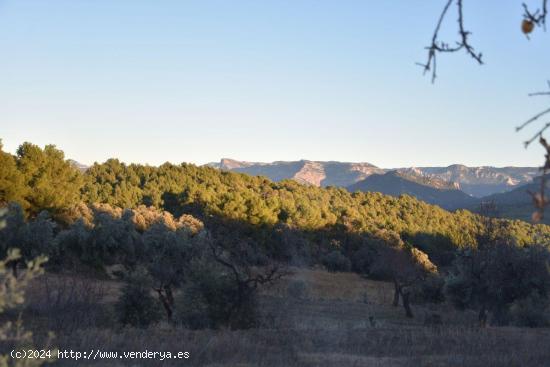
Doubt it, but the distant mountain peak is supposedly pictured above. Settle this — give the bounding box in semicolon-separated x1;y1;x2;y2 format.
213;158;383;188
347;171;477;210
207;158;538;198
68;159;89;172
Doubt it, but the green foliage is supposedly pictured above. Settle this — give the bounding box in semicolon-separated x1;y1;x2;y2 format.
2;143;548;257
49;204;202;272
116;270;162;328
351;246;373;274
3;140;550;269
0;204;56;272
81;160;478;244
509;292;550;328
0;216;55;366
321;250;351;272
16;143;83;215
77;158;550;267
3;141;550;330
445;240;550;326
143;221;197;318
0;142;27;210
413;274;445;304
176;269;240;330
174;245;266;330
369;230;437;281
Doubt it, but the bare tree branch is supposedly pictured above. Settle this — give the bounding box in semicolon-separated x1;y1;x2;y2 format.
517;81;550;221
418;0;483;83
523;1;548;30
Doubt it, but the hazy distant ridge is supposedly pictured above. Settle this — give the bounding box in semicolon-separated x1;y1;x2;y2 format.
212;158;538;197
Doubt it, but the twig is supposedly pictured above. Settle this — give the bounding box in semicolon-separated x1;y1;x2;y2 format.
523;1;548;30
418;0;483;82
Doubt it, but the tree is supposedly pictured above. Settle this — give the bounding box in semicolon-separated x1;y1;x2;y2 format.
207;236;287;329
445;239;550;326
86;209;144;268
0;204;55;276
321;250;351;272
0;209;56;366
0;141;27;209
369;230;437;318
143;222;196;320
16;143;83;216
116;269;162;328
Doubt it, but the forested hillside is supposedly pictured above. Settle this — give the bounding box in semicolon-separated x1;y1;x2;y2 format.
2;141;550;363
2;141;549;267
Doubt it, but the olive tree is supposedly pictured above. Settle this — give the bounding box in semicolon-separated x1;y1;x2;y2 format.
370;230;438;318
143;222;196;320
446;239;550;326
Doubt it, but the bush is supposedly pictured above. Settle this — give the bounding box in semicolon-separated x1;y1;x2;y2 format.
174;285;212;330
287;279;309;299
176;269;259;330
116;271;161;328
444;273;471;310
321;251;351;272
509;293;550;328
413;275;445;304
351;246;373;274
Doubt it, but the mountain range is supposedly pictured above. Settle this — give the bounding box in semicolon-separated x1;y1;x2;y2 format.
481;175;549;223
347;170;478;210
212;158;384;187
207;158;544;221
211;158;538;196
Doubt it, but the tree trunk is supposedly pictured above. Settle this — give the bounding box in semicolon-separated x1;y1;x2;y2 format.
392;280;400;307
402;290;413;318
478;305;487;328
165;285;174;310
155;286;173;320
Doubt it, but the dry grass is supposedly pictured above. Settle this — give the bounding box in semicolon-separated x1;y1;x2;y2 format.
49;324;550;367
8;268;550;366
265;267;394;304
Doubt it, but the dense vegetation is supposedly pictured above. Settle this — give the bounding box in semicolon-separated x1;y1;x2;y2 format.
1;141;550;330
3;142;550;253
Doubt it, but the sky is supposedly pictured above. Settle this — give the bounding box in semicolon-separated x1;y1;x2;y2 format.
1;0;549;168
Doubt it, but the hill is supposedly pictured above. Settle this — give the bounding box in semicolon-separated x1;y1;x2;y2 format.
79;159;550;261
347;171;478;210
2;142;549;264
479;175;549;224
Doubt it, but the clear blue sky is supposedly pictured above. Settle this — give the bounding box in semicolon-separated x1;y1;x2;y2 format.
1;0;549;167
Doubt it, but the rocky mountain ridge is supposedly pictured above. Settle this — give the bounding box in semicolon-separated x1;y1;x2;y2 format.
347;170;479;210
212;158;538;197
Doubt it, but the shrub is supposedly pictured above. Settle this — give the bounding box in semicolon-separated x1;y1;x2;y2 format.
321;251;351;272
351;246;372;274
116;271;161;328
174;285;212;330
0;247;55;365
176;268;259;330
413;275;445;304
509;293;550;328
